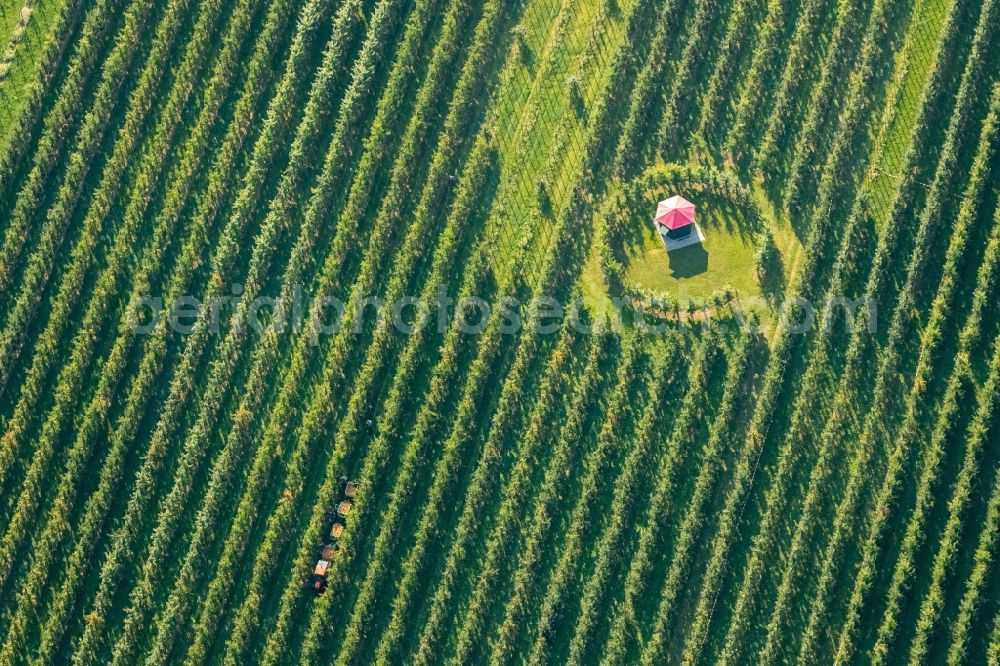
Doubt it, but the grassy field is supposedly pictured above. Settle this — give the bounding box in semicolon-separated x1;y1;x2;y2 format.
0;0;68;145
862;0;956;223
623;185;796;306
0;0;998;663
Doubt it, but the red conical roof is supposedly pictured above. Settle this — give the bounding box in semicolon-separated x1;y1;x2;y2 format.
654;195;696;230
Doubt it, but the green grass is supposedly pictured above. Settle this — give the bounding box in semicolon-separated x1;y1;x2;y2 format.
580;166;799;317
486;0;635;284
753;181;803;294
863;0;955;224
0;0;64;145
625;207;757;302
0;0;27;46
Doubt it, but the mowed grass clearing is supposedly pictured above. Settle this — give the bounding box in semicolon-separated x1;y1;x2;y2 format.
624;185;797;306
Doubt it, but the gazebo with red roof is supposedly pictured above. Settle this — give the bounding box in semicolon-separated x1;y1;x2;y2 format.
654;195;697;239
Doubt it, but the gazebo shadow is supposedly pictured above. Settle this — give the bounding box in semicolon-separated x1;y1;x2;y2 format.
668;243;708;278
